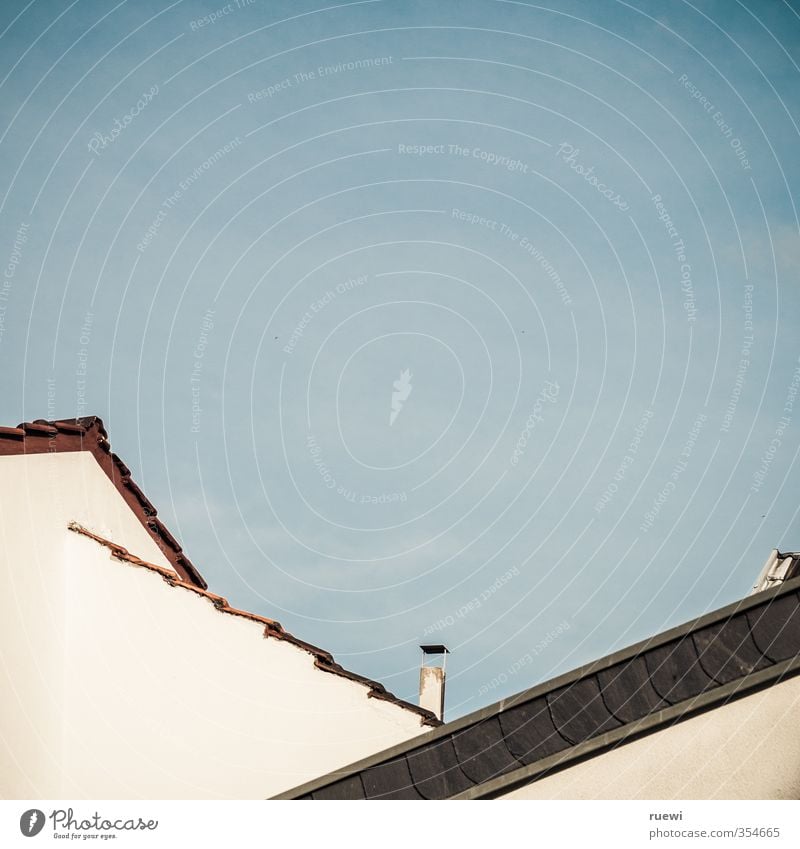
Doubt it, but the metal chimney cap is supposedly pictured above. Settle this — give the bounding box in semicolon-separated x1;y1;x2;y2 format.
420;644;449;654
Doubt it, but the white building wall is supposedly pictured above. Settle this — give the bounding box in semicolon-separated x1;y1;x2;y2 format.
501;676;800;800
0;452;428;799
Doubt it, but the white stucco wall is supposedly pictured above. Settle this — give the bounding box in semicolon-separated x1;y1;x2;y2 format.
0;451;428;799
501;675;800;800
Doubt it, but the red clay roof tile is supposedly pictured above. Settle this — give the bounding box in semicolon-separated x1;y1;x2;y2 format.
0;416;207;589
67;522;439;726
4;416;440;726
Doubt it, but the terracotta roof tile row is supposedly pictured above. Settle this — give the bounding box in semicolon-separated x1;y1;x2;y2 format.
0;417;207;589
278;578;800;799
67;522;440;727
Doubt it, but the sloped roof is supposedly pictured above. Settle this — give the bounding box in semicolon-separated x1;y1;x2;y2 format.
1;415;440;728
0;416;207;589
67;521;439;725
276;575;800;799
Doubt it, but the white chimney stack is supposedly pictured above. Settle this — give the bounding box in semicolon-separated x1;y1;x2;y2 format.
419;645;449;721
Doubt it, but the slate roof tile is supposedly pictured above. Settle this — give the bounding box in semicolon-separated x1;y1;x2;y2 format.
746;592;800;662
362;757;426;799
498;696;570;764
645;636;716;704
692;616;773;684
451;716;521;784
547;675;622;744
311;774;366;800
597;656;668;723
406;737;475;799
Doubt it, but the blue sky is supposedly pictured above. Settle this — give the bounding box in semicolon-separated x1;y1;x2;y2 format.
2;0;800;720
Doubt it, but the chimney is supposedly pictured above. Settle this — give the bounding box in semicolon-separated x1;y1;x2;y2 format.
419;645;449;721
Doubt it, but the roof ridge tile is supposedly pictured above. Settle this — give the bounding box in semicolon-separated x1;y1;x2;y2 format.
0;416;206;588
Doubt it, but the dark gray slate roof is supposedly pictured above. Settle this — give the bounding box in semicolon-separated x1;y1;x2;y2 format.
274;575;800;800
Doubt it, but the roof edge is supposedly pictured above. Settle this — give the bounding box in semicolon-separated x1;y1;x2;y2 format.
454;654;800;799
0;416;207;589
67;522;440;728
274;573;800;799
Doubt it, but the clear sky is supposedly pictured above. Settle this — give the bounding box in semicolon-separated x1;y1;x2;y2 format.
1;0;800;721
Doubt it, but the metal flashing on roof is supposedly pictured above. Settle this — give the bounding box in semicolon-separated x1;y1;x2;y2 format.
751;549;800;594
